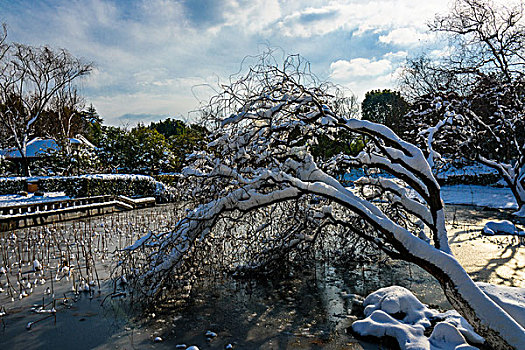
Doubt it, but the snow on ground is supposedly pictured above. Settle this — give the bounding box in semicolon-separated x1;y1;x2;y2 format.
352;285;525;350
0;192;70;207
441;185;517;209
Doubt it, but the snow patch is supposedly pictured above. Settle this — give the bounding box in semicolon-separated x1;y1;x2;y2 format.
0;192;70;207
441;185;518;209
512;206;525;218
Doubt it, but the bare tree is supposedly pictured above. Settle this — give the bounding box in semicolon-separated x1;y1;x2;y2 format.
0;30;92;176
401;0;525;97
122;56;524;349
430;0;525;83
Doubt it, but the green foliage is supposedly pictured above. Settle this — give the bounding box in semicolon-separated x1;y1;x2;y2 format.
361;89;410;135
95;124;177;174
32;139;97;176
94;126;131;173
310;132;364;161
0;155;13;176
153;174;182;188
83;104;103;144
130;126;176;174
0;177;25;194
148;118;187;138
148;118;209;171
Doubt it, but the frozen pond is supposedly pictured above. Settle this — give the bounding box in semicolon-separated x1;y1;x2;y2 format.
0;203;523;349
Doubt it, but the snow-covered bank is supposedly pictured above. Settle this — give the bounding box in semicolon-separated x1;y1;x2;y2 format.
441;185;518;209
477;283;525;328
352;285;525;350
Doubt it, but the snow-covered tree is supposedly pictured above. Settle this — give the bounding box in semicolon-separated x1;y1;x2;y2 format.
400;0;525;215
122;56;525;349
408;79;525;216
0;30;92;176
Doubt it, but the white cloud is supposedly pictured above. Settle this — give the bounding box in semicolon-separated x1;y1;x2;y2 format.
84;68;116;89
221;0;282;34
330;58;392;80
383;51;408;60
276;0;448;38
379;28;431;46
430;46;454;58
329;58;409;99
92;91;195;126
277;6;342;37
3;0;452;125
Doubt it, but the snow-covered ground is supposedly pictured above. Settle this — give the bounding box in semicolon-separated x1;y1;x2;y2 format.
0;174;155;182
0;192;70;207
441;185;517;209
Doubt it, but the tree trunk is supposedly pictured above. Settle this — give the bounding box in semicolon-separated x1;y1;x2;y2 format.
21;155;30;177
418;255;525;349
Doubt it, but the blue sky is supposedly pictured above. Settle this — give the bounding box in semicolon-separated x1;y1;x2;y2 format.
1;0;450;126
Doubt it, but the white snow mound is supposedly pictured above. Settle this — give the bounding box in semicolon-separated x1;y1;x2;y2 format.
352;286;484;350
482;220;524;236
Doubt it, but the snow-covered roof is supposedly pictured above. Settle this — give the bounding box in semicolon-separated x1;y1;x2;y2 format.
0;136;95;159
71;135;96;149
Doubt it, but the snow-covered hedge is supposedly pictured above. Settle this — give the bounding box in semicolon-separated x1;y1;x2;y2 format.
0;176;26;194
0;174;174;201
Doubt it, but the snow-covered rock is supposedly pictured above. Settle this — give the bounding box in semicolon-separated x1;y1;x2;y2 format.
205;330;217;338
352;309;430;349
482;220;524;236
437;310;484;344
428;322;477;350
352;286;484;350
360;285;437;328
33;259;42;271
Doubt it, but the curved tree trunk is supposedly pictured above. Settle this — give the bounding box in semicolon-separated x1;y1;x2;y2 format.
411;250;525;349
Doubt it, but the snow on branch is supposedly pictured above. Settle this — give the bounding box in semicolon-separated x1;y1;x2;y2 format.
121;54;525;348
